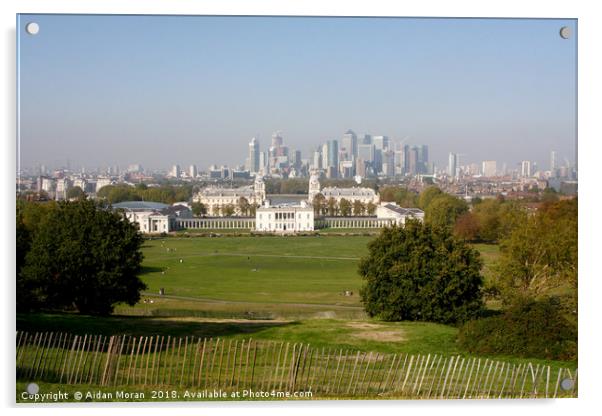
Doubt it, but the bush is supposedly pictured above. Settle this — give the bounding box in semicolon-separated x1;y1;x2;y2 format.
359;221;484;325
458;297;577;360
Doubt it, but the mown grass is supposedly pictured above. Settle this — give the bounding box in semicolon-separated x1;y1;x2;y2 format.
139;236;370;306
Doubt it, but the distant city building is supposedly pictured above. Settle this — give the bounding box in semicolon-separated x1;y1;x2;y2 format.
482;160;497;177
327;140;339;178
169;164;181;179
55;178;71;200
521;160;532;178
189;164;198;178
127;164;143;173
448;153;459;178
247;137;260;174
255;200;314;233
341;130;358;161
313;148;322;170
95;177;113;193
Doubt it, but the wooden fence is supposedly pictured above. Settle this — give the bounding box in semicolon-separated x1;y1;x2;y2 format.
16;331;578;399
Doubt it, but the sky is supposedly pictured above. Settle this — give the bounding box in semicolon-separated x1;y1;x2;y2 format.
17;14;577;172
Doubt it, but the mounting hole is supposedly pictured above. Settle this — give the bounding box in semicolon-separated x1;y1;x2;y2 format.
26;382;40;394
559;26;571;39
560;378;574;391
26;22;39;35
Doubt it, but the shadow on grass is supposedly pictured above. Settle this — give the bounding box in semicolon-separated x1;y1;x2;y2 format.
139;265;165;275
17;312;298;339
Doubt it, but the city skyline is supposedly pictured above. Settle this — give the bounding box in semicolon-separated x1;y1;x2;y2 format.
18;15;576;171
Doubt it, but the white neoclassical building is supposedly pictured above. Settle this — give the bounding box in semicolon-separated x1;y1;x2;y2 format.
112;201;179;234
255;200;314;233
376;202;425;225
193;175;266;216
308;173;379;205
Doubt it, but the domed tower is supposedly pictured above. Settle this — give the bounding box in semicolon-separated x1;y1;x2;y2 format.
254;175;266;202
308;172;321;201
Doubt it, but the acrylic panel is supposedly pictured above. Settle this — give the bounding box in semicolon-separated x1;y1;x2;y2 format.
16;14;578;403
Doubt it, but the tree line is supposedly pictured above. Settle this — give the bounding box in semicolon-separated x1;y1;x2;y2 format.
96;183;193;205
359;185;577;360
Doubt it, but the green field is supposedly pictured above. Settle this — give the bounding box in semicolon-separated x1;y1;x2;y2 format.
139;236;371;306
16;236;577;397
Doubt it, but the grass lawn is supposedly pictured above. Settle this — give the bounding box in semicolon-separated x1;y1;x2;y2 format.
139;236;372;306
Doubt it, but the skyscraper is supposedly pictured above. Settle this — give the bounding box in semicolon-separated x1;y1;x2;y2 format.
189;164;198;178
482;160;497;177
550;150;558;172
248;137;260;174
327;140;339;178
358;143;375;165
521;160;532;177
448;153;458;178
170;164;181;179
313;148;322;170
341;130;358;161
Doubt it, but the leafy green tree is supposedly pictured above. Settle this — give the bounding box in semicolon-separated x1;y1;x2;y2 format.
494;199;577;305
366;201;377;215
18;199;146;315
380;186;419;207
222;204;235;217
453;212;480;241
238;197;250;216
425;194;468;229
472;198;502;241
339;198;352;216
418;186;443;210
191;202;207;217
327;197;337;216
312;194;326;216
352;200;365;216
66;186;86;200
359;221;484;324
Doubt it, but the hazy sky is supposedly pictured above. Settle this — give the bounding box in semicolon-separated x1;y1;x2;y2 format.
18;15;577;172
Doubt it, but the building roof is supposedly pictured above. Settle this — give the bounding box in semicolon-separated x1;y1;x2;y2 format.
381;203;424;217
112;201;170;210
321;186;377;197
199;186;255;197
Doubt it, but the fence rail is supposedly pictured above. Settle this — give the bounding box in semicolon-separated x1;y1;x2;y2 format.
16;331;577;399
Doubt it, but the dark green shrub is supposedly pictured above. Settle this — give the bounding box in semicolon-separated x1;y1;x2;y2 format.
458;297;577;360
359;221;484;325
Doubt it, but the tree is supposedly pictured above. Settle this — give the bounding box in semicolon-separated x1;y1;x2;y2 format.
18;199;146;315
191;202;207;217
359;221;484;324
494;199;577;305
453;212;480;241
366;201;377;215
418;186;443;210
66;186;86;200
238;197;250;216
425;194;468;229
380;186;419;207
222;204;235;217
472;198;502;241
327;197;337;216
312;194;326;216
339;198;352;217
352;200;365;216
